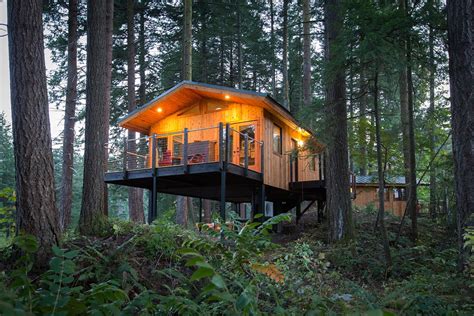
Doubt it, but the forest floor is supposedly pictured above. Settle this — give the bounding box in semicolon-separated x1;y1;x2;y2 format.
1;209;473;315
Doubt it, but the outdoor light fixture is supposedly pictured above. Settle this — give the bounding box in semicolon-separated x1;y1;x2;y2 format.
157;107;163;113
298;140;304;147
224;94;230;100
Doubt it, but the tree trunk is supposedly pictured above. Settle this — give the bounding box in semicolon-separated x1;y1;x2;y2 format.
282;0;290;109
103;0;114;217
237;0;243;89
399;0;417;241
60;0;78;231
446;0;474;271
302;0;311;108
127;0;144;223
358;67;368;175
373;69;392;269
324;0;353;242
182;0;192;81
8;0;60;262
199;0;208;83
428;0;437;219
178;0;193;225
220;35;225;84
270;0;276;97
79;0;113;235
406;31;418;241
139;4;146;104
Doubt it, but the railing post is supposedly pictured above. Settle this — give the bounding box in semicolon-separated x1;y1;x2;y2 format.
218;122;224;167
260;142;264;177
244;134;249;175
318;153;322;180
290;155;293;183
151;134;157;170
149;134;157;224
123;136;128;179
225;123;230;166
183;128;188;173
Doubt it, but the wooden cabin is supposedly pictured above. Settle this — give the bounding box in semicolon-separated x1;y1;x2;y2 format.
353;176;409;217
105;81;326;223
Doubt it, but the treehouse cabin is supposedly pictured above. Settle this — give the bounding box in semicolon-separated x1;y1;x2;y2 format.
105;81;326;223
353;176;411;217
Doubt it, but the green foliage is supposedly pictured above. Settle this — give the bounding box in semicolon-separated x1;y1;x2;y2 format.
1;213;472;315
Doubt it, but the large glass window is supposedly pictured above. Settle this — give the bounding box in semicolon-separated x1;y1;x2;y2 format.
172;135;183;158
393;188;407;201
273;124;282;154
239;125;256;166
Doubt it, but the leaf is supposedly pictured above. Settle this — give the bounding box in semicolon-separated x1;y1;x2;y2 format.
236;292;251;310
210;274;226;289
13;235;38;253
190;267;214;281
250;263;284;283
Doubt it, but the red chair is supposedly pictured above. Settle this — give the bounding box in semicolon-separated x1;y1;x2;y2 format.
159;150;172;166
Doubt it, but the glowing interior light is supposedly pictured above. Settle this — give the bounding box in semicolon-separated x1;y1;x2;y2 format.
224;95;230;100
157;107;163;113
216;107;222;110
298;140;304;147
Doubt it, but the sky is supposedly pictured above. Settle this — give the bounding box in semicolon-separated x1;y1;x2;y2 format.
0;1;64;142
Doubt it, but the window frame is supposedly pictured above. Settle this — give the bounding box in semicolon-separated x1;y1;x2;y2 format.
272;123;283;155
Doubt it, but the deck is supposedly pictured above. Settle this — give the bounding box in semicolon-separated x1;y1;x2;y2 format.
105;123;326;223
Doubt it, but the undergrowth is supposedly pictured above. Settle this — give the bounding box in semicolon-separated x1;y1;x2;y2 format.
0;212;472;315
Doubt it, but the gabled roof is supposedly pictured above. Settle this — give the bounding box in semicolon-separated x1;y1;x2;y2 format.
118;81;311;135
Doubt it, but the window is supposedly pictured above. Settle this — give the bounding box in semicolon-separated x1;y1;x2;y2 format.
172;135;183;158
239;124;256;166
309;156;316;171
393;188;407;201
376;188;390;201
273;124;282;154
157;137;168;160
206;102;227;113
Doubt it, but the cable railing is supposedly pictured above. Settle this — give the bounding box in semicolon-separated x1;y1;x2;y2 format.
107;123;264;174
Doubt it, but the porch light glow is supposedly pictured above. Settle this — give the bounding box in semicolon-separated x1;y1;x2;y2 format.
224;94;230;100
157;107;163;113
298;140;304;147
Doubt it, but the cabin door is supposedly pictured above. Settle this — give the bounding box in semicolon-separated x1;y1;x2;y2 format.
231;122;257;170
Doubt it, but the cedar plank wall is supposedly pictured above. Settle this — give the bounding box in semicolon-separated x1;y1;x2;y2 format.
263;110;319;190
353;185;406;217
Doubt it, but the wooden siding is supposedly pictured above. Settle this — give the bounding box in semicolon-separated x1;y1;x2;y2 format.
262;110;319;190
353;185;406;217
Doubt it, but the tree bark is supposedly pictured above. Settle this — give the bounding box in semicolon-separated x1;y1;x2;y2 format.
127;0;144;223
182;0;192;81
282;0;290;109
178;0;193;225
270;0;276;96
358;66;368;175
79;0;113;235
302;0;311;108
428;0;437;219
103;0;114;217
373;69;392;269
7;0;60;260
399;0;417;241
139;4;146;105
60;0;78;231
199;0;208;83
324;0;353;242
237;0;243;89
446;0;474;270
